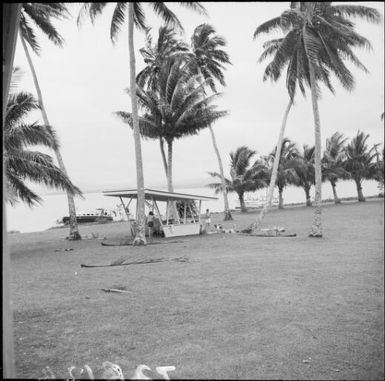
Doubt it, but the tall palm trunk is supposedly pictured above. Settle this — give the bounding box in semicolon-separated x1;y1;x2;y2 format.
166;139;174;192
354;178;365;201
238;192;247;212
252;100;292;232
330;180;341;204
20;33;81;240
128;3;146;245
3;5;20;377
304;185;312;206
308;64;323;237
278;187;284;209
208;125;232;220
166;139;178;220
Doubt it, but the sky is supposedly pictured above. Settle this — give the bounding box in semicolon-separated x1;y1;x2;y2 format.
12;1;385;194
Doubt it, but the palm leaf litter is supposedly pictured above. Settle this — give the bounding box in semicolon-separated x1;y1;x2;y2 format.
81;255;189;268
101;239;185;246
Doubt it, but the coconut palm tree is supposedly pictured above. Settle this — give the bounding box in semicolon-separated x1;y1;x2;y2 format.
292;144;315;207
189;23;233;221
18;3;82;240
252;2;381;237
135;26;190;177
5;90;81;206
78;2;206;245
322;132;349;204
115;57;228;194
344;131;379;202
136;25;190;92
265;138;298;209
208;146;268;213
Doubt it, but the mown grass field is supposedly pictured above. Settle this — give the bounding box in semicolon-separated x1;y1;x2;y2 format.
8;199;384;379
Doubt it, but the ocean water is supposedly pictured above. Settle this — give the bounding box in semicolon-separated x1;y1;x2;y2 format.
5;180;381;233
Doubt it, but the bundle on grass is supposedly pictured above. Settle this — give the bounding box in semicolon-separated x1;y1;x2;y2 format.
240;226;296;237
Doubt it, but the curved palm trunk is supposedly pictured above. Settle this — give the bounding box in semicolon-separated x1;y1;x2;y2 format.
21;33;81;240
330;180;341;204
278;187;284;209
354;178;365;201
308;64;323;237
160;137;168;177
252;100;292;232
208;125;232;220
304;185;312;206
128;3;146;245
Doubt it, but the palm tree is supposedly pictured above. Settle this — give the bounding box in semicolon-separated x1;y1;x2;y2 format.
189;23;233;221
208;146;268;213
322;132;349;204
292;144;315;207
252;2;381;237
344;131;379;202
266;138;298;209
5;90;81;206
135;26;190;177
115;58;228;194
78;2;206;245
18;3;82;240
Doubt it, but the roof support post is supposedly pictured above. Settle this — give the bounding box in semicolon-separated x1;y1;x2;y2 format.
183;201;187;224
119;196;134;236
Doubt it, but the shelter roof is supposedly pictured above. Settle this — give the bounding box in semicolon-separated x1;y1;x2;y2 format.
103;188;218;202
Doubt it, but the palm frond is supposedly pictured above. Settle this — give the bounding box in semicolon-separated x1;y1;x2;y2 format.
110;2;127;44
253;16;282;39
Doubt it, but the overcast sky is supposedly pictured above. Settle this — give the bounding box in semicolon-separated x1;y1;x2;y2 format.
13;1;384;193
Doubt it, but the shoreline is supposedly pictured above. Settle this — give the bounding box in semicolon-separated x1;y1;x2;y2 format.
7;195;383;235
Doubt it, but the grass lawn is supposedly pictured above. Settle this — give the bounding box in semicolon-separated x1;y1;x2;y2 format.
8;199;384;379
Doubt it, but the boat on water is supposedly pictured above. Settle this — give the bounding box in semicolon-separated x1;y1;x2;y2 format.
62;208;113;225
235;195;279;210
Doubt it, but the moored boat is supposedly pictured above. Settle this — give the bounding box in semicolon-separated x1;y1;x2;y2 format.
62;208;113;225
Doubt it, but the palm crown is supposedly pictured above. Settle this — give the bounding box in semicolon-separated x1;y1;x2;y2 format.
322;132;349;183
4;87;81;206
254;2;381;100
115;58;228;143
209;146;268;196
189;23;232;93
19;3;70;54
77;2;207;43
344;131;379;182
136;26;190;92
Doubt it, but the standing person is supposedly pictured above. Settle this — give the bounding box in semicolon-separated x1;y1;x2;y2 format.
147;211;154;239
204;209;211;232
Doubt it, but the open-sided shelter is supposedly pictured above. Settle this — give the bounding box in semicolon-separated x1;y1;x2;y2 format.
103;188;217;238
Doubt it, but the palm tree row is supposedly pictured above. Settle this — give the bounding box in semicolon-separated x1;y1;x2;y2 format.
9;2;382;243
252;2;381;236
209;131;383;212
